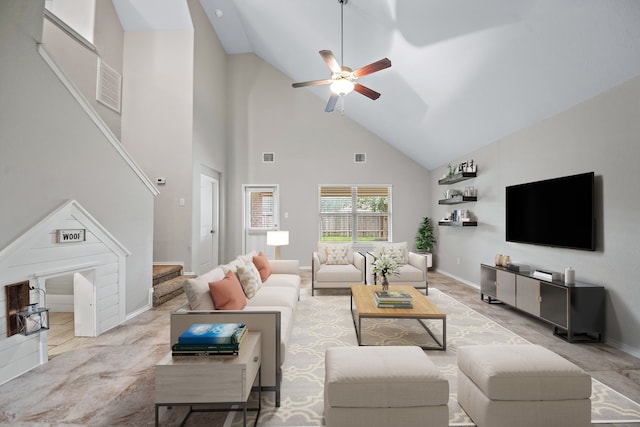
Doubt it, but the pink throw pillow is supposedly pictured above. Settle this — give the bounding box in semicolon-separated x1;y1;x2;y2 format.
253;251;272;282
208;270;247;310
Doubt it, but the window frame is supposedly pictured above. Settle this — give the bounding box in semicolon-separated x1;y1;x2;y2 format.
318;185;392;245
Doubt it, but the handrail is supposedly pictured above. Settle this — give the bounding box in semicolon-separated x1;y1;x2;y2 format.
37;44;159;196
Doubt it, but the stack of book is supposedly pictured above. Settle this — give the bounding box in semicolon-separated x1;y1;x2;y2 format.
172;323;247;356
374;291;413;308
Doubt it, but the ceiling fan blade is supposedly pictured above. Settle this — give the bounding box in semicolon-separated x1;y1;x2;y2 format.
353;83;381;100
353;58;392;78
292;79;333;88
325;93;339;112
320;50;342;74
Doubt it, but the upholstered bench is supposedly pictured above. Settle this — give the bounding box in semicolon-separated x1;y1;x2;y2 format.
457;344;592;427
324;346;449;427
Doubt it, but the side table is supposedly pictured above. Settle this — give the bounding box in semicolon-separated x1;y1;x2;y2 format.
155;331;262;427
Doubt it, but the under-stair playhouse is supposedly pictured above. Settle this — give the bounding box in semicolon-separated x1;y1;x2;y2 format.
0;200;130;385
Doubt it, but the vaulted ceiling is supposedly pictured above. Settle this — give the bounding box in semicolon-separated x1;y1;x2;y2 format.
114;0;640;170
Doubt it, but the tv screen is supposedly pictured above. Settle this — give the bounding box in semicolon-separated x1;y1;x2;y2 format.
505;172;595;251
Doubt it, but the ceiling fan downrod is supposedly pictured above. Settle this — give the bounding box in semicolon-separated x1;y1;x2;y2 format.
339;0;347;65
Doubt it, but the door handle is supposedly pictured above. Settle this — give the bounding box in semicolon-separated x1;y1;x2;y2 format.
211;230;215;234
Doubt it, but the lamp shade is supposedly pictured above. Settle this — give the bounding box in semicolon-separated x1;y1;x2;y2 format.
267;230;289;246
330;79;354;95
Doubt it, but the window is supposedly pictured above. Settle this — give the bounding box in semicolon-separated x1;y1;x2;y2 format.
319;186;391;243
249;191;274;229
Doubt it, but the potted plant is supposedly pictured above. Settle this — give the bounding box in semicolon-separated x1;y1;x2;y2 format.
416;216;436;253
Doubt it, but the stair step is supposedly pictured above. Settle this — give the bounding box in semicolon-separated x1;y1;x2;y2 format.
153;264;183;286
152;274;196;307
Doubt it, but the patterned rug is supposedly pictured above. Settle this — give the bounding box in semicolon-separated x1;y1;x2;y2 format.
233;287;640;426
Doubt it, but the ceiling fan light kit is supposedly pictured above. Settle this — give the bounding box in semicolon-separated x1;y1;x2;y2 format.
291;0;391;112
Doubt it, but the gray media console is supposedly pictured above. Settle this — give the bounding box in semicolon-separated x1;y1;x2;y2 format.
480;264;604;343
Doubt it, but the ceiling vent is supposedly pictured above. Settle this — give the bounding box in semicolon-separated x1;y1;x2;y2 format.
354;153;366;164
262;152;275;163
96;58;122;113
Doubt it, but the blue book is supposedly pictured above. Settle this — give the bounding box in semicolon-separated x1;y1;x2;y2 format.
177;323;246;345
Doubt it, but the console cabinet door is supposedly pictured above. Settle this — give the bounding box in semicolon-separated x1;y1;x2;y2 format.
516;276;540;316
540;283;568;328
496;270;516;306
480;266;497;299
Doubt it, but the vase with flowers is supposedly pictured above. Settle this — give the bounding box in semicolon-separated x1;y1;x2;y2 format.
371;255;400;291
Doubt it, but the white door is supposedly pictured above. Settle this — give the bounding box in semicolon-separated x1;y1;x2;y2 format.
243;185;279;257
199;175;219;273
73;270;96;337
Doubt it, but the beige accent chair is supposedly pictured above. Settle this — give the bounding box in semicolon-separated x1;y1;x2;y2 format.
312;242;366;295
365;241;430;292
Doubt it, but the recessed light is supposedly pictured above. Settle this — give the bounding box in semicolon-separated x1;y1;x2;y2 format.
214;9;223;18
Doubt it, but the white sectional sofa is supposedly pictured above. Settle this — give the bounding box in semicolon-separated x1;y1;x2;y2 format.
170;251;300;406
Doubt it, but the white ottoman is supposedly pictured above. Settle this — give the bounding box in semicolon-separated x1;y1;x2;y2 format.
324;346;449;427
457;345;592;427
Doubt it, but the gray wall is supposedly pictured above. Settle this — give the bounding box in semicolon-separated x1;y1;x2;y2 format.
226;54;432;265
120;29;195;269
42;0;123;139
431;75;640;356
188;0;228;272
0;0;154;314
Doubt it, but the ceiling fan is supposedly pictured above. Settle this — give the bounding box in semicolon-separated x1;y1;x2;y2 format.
291;0;392;112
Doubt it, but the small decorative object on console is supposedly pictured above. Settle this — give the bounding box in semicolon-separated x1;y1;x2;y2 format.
533;269;562;282
564;267;575;285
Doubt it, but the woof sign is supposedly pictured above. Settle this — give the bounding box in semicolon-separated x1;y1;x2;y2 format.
57;229;86;243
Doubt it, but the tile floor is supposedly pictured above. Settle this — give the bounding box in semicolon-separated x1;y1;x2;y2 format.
33;270;640;427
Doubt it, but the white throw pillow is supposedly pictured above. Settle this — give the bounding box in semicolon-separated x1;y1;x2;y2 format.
183;277;216;310
318;242;353;264
325;244;350;265
382;242;409;264
236;262;262;298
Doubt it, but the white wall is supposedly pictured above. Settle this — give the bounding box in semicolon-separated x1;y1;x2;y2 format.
120;29;195;269
188;0;228;273
431;75;640;356
226;54;432;264
0;0;154;314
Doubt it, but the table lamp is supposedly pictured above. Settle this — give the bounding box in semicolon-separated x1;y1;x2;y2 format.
267;231;289;260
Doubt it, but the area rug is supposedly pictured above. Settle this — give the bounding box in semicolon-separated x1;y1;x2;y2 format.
233;287;640;426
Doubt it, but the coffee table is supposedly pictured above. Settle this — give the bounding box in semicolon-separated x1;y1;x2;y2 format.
350;285;446;350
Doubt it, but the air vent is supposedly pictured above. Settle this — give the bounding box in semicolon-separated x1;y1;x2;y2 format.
262;152;275;163
354;153;366;164
96;58;122;113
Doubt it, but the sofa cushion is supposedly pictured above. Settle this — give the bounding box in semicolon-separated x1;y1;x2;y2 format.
246;286;298;311
183;267;224;310
262;273;300;290
388;264;424;282
208;270;247;310
316;264;363;282
318;242;353;264
253;251;272;282
236;262;262;298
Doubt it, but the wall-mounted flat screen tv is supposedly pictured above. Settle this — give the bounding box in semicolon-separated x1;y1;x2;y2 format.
505;172;595;251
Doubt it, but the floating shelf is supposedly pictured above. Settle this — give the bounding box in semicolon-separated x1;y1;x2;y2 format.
438;221;478;227
438;171;477;185
438;196;477;205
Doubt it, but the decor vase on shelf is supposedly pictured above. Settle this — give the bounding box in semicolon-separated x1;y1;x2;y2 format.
381;275;389;292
